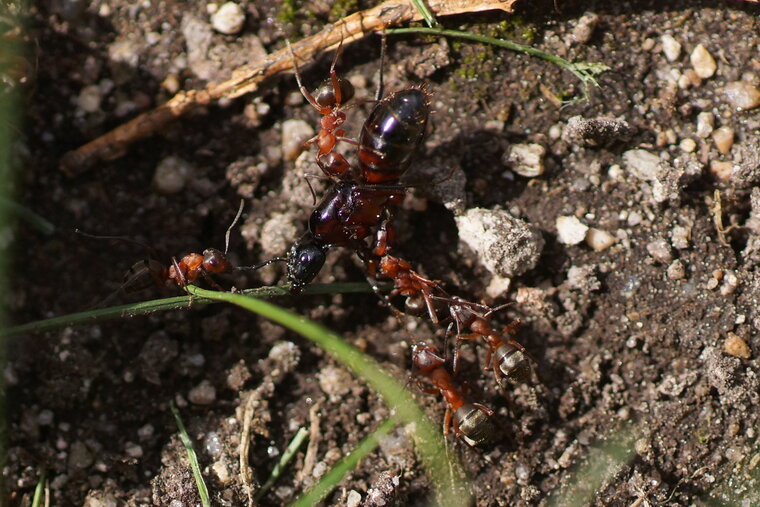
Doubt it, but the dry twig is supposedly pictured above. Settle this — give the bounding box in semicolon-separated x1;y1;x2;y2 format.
60;0;516;176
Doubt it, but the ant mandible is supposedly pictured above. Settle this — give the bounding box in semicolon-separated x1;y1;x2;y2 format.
412;342;500;446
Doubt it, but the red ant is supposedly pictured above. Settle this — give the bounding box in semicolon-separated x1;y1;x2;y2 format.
440;297;534;389
289;39;357;180
412;342;499;446
79;202;276;302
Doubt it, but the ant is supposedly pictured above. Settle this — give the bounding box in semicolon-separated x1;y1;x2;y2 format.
286;84;432;293
440;297;534;389
412;342;499;447
79;202;276;302
289;39;358;180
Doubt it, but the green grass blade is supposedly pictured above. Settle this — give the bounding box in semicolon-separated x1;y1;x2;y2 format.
291;418;397;506
170;400;211;507
410;0;439;28
0;196;55;235
0;282;388;338
256;426;310;501
388;27;609;95
186;285;472;506
31;468;46;507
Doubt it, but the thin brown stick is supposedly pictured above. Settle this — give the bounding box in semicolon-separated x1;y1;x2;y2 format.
59;0;516;177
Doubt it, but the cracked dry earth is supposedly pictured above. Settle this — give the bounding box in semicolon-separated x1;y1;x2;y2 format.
5;0;760;505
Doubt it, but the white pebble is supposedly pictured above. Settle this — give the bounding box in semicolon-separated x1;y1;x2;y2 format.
723;81;760;110
318;365;353;400
679;138;696;153
152;156;193;194
696;112;715;138
690;44;716;79
188;380;216;405
667;260;685;280
660;34;681;62
124;442;143;458
281;119;314;162
646;239;673;264
712;126;734;155
211;2;245;35
710;160;734;182
585;228;615;251
671;226;690;249
505;143;546;177
346;490;362;507
622;149;662;181
556;215;588;245
77;85;102;113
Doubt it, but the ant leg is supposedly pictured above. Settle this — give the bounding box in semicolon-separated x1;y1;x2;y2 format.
201;271;226;292
443;406;453;436
287;41;328;113
171;257;187;287
472;402;494;417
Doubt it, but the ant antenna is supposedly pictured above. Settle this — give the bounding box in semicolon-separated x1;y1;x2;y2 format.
75;228;154;252
236;257;287;273
225;200;245;254
376;30;387;101
305;176;318;205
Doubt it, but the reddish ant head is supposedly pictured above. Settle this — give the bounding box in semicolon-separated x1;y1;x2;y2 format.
411;343;445;375
287;232;327;293
202;248;232;275
314;77;354;109
454;404;499;447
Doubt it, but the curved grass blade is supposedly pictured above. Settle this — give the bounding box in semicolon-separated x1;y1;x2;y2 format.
1;282;389;338
186;285;472;507
410;0;439;28
31;468;46;507
0;196;55;236
170;400;211;507
388;27;609;97
291;418;397;506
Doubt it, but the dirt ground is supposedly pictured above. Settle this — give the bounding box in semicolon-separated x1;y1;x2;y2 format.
5;0;760;505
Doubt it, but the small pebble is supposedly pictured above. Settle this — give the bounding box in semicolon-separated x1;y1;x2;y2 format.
690;44;716;79
622;149;661;181
161;74;181;94
723;81;760;110
211;2;245;35
152;156;193;194
646;239;673;263
585;228;615;251
188;380;216;405
712;126;734;154
696;112;715;138
720;270;739;296
679;138;696;153
667;259;685;280
660;34;681;62
212;460;232;485
318;365;353;400
678;69;702;89
571;12;599;45
69;441;94;470
709;160;734;182
77;85;102;113
124;442;143;458
724;333;751;359
556;216;588;245
281;119;314;162
346;490;362;507
706;277;719;290
504;143;545;177
260;213;298;256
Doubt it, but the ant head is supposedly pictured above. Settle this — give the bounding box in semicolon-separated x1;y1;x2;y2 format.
287;232;327;293
411;342;444;374
202;248;232;274
314;77;354;108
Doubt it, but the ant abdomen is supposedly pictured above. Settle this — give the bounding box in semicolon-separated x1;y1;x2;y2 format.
454;404;499;447
358;87;431;184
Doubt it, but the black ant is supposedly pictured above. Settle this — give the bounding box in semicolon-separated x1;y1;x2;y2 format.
412;342;500;447
286;85;432;293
